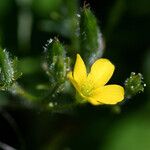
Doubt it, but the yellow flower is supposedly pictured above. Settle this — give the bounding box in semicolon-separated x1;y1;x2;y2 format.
67;54;124;105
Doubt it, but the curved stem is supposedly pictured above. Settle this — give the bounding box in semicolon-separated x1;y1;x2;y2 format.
9;83;39;102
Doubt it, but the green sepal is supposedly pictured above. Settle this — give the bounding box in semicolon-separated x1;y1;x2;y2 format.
79;8;104;68
75;92;87;104
43;38;70;100
45;38;67;83
124;72;145;99
0;48;22;90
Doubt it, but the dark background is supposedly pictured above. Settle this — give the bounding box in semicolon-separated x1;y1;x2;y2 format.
0;0;150;149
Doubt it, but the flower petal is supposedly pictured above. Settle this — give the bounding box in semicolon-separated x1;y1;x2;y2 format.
67;71;80;91
86;97;103;105
89;85;124;105
87;58;115;89
73;54;87;86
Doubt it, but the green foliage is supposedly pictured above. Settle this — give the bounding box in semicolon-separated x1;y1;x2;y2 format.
124;72;145;99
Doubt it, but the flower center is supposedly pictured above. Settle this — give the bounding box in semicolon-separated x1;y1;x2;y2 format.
81;83;93;97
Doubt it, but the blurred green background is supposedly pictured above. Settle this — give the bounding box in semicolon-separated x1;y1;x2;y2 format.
0;0;150;149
